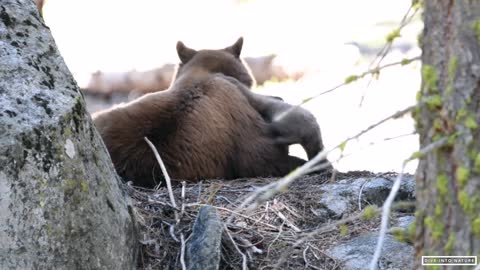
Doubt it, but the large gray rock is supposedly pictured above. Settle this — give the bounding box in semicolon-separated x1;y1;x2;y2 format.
394;216;415;230
0;1;137;269
316;175;415;218
186;206;223;270
327;233;414;270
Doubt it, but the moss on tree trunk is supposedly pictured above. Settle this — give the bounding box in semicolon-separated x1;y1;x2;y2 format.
415;0;480;268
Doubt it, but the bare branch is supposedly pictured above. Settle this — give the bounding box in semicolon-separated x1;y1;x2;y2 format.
368;163;406;270
266;220;285;260
227;105;415;222
368;137;448;270
180;233;186;270
169;224;179;243
370;3;419;69
275;56;420;122
358;179;371;211
274;210;301;232
180;181;186;220
359;3;420;106
144;137;177;209
274;210;368;269
303;246;322;270
224;225;248;270
144;136;179;229
186;203;279;230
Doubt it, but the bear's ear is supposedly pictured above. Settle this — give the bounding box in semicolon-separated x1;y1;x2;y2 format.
176;41;197;63
224;37;243;58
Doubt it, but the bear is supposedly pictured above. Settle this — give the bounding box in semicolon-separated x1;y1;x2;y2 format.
218;74;324;160
92;38;326;188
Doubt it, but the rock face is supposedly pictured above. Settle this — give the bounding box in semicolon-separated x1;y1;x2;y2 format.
327;233;414;270
394;216;415;230
316;175;415;219
320;174;416;270
0;1;137;269
186;206;223;270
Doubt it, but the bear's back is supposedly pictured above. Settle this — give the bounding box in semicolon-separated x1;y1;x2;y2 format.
155;73;286;180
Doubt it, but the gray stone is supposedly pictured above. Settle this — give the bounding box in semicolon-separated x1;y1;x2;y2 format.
394;216;415;230
315;175;415;218
318;183;352;217
327;233;414;270
0;1;137;269
358;176;416;206
186;206;223;270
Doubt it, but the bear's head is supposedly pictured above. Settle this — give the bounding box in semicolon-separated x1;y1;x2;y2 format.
174;38;254;88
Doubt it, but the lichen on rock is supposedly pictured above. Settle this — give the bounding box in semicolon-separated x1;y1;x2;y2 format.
0;1;137;269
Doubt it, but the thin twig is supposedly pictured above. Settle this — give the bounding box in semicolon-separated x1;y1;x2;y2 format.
217;195;236;206
180;233;186;270
180;181;186;220
225;225;248;270
368;137;448;270
274;56;420;122
358;179;370;211
368;163;406;270
274;210;368;269
309;244;340;269
274;211;301;232
383;131;417;141
169;224;180;243
266;220;285;260
279;202;301;219
237;237;264;254
144;136;181;246
360;3;419;107
369;4;418;69
186;203;278;230
197;181;203;202
303;246;322;270
144;137;178;209
227;104;416;222
331;131;418;176
341;105;415;144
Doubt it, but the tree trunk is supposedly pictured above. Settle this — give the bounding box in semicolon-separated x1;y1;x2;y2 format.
415;0;480;268
0;1;137;269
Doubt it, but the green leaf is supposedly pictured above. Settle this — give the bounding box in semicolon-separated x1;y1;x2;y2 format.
344;75;359;84
386;29;401;43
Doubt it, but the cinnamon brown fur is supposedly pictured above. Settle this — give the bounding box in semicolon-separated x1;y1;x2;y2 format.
93;38;314;187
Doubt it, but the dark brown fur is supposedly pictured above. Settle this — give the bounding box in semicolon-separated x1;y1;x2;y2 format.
219;74;325;160
93;38;309;187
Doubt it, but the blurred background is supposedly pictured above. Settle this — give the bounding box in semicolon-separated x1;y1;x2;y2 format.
40;0;422;173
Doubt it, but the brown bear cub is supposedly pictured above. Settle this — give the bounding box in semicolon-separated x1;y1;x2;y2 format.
93;38;327;188
220;74;324;160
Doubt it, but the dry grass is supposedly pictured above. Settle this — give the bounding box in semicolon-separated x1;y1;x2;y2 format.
129;171;387;270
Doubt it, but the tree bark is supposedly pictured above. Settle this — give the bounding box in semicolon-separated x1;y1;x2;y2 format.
0;1;137;269
415;0;480;268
